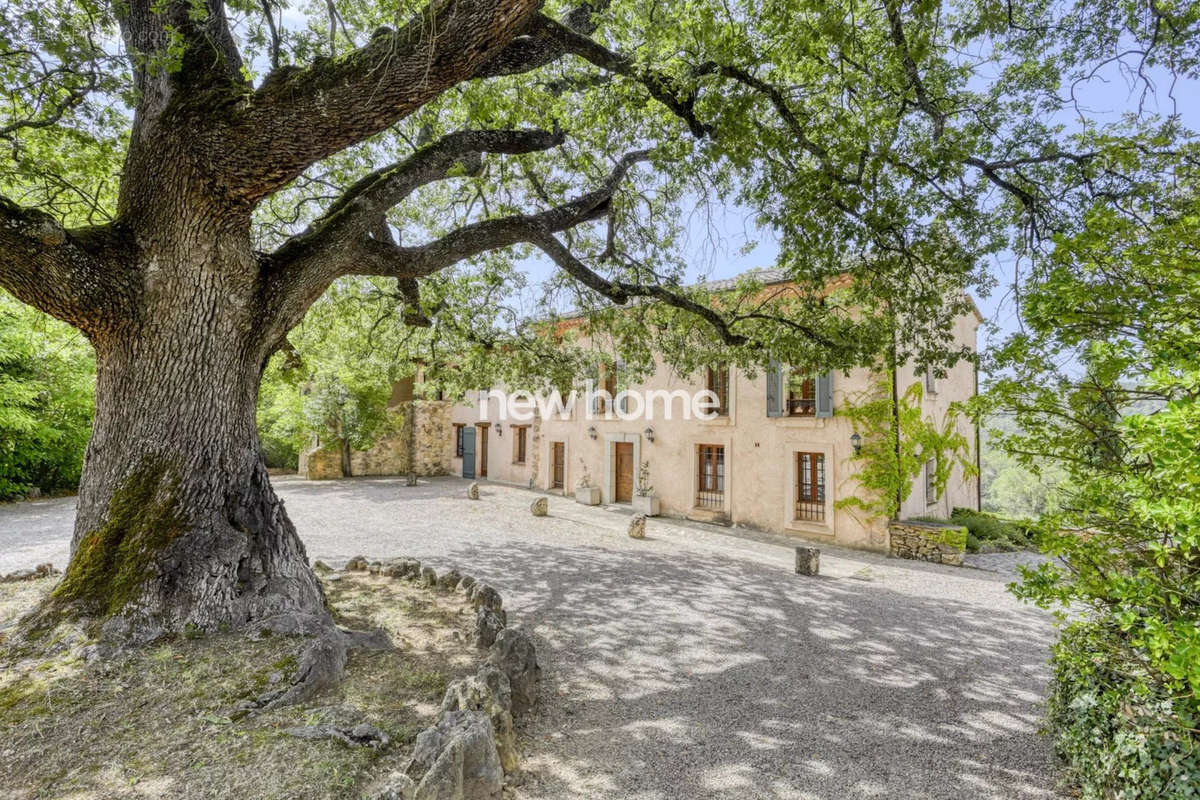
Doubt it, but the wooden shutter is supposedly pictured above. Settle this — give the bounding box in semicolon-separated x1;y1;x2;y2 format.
461;427;476;479
816;370;834;417
766;360;782;417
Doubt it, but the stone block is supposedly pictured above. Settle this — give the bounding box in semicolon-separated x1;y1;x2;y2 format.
794;546;820;576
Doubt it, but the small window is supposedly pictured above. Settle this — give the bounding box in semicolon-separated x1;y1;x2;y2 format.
696;444;725;508
454;424;464;458
795;452;826;522
924;369;937;396
513;426;528;464
786;369;816;416
925;458;938;505
706;366;730;416
595;362;618;414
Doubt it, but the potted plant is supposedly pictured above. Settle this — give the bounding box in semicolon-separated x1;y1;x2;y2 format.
632;460;660;516
575;461;601;505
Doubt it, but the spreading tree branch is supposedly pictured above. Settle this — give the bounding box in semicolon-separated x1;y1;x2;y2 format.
261;129;566;334
0;198;134;335
225;0;546;201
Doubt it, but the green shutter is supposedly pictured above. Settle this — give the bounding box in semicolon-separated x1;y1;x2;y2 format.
816;370;834;417
766;361;782;417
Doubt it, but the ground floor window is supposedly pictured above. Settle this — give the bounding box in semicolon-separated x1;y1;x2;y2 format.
925;458;938;505
454;424;464;457
696;444;725;508
795;452;826;522
551;441;565;489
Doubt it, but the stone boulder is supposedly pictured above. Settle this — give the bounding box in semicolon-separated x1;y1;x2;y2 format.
628;514;646;539
456;575;477;593
474;607;504;650
467;482;480;500
420;566;438;587
438;569;463;590
486;628;540;716
441;664;518;774
345;555;369;572
529;497;548;517
405;710;503;800
382;558;421;579
469;584;503;616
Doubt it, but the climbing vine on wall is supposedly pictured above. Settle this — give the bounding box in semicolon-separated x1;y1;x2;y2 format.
835;376;975;521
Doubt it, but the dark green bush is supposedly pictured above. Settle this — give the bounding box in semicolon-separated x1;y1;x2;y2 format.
1047;621;1200;799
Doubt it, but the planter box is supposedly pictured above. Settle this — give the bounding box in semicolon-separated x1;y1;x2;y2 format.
632;494;660;516
575;486;601;505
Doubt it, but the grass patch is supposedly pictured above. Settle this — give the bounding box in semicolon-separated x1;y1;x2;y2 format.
0;573;478;799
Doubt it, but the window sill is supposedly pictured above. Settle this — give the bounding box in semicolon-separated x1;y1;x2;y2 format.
785;520;834;536
774;417;827;428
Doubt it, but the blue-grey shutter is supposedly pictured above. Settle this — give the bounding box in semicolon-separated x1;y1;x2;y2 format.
766;360;782;417
816;370;834;417
461;427;476;479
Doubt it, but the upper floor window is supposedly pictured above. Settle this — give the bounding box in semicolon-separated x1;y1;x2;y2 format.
513;426;528;464
706;366;730;416
924;368;937;396
786;369;816;416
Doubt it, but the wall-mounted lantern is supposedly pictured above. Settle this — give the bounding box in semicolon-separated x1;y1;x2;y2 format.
587;426;598;440
495;422;503;436
850;432;862;455
643;427;655;443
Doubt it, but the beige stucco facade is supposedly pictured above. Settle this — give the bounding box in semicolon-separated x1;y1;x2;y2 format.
448;306;981;553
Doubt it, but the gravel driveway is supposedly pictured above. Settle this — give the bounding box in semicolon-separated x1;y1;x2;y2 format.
0;476;1062;799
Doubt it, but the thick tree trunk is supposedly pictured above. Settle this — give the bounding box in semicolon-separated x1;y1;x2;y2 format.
43;211;328;643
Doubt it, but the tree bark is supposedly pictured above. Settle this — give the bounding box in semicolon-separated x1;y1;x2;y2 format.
42;209;328;643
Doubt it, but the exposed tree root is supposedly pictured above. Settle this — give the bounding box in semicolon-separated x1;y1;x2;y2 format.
244;620;392;712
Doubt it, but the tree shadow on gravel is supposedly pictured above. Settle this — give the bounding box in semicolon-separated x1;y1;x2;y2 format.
427;538;1062;800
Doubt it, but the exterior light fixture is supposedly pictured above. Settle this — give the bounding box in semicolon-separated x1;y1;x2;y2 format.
644;427;655;442
495;422;503;436
850;432;862;455
587;426;598;440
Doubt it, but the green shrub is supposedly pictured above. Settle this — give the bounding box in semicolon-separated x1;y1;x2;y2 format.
1047;621;1200;799
950;507;1035;551
0;293;95;500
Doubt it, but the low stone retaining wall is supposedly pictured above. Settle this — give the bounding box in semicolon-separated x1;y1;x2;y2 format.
330;556;540;800
888;520;967;566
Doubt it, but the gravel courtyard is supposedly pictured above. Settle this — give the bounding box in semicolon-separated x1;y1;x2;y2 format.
0;476;1062;799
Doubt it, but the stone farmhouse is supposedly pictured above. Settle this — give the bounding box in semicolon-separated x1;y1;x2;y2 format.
300;270;982;554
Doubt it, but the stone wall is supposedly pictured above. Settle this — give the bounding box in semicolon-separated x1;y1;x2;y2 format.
298;446;343;480
888;520;967;566
299;400;453;480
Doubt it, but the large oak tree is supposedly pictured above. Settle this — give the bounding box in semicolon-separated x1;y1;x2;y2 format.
0;0;1192;676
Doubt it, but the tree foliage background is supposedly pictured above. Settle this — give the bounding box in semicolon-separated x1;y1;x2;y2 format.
0;291;94;500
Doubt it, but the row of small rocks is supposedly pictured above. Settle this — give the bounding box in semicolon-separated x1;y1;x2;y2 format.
467;482;648;539
0;563;59;583
333;556;510;650
323;556;540;800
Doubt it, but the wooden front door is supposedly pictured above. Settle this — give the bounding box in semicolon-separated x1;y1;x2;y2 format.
477;425;489;477
614;442;634;503
551;442;565;490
